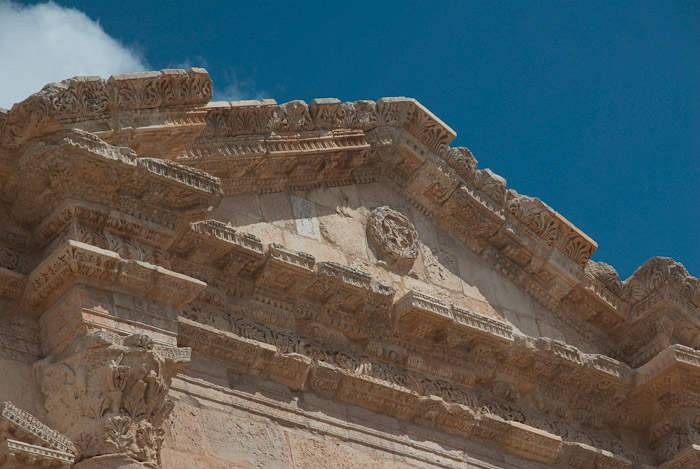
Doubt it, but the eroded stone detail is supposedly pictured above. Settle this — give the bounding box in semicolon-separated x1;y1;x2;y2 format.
0;68;696;468
34;331;190;466
367;206;418;268
0;402;76;468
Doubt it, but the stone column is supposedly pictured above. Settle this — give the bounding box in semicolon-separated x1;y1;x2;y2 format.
34;331;190;467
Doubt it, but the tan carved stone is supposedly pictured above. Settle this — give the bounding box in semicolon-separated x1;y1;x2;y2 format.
34;331;189;466
0;68;696;468
0;402;76;468
367;206;419;268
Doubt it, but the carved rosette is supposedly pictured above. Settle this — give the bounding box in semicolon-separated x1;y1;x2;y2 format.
367;206;418;268
34;331;190;467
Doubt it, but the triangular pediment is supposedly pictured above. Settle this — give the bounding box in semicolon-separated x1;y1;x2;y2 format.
1;69;699;467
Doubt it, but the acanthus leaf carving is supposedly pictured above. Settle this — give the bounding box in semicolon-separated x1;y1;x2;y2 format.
309;98;346;129
276;100;314;132
35;331;190;467
342;100;378;131
2;68;211;151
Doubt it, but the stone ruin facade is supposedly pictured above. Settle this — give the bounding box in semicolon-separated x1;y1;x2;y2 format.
0;68;698;469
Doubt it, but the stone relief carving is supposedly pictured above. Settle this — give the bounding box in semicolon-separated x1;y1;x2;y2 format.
0;67;698;468
0;401;76;468
585;261;623;295
34;331;190;467
367;206;419;269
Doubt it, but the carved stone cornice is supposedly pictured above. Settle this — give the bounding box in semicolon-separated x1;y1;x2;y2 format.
566;259;700;366
0;439;75;468
34;331;190;466
184;101;374;195
0;401;76;468
1;68;211;158
175;234;651;464
18;235;204;355
368;125;596;313
3;130;222;233
24;240;202;311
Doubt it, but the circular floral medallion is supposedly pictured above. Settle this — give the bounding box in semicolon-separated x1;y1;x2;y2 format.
367;206;418;268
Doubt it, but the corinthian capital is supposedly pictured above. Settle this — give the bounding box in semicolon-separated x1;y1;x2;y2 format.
34;331;190;467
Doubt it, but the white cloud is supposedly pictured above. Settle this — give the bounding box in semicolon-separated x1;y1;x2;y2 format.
214;69;267;102
0;1;147;109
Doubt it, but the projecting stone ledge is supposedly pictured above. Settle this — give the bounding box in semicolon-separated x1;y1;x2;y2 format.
0;68;696;469
0;68;212;157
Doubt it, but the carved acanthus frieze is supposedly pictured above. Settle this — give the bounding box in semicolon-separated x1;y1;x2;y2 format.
623;257;698;305
342;100;378;131
444;146;478;183
2;68;211;158
376;97;456;155
34;331;190;466
505;191;597;269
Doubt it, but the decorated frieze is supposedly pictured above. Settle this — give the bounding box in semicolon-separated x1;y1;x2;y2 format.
177;315;580;464
4;130;222;233
1;68;211;158
1;69;699;468
173;238;658;464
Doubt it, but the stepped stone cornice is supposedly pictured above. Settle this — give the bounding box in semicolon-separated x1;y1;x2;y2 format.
0;68;697;468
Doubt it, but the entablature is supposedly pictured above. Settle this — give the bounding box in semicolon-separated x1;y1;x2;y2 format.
0;68;697;468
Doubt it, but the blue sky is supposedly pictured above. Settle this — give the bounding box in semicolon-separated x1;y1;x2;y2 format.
3;0;699;279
